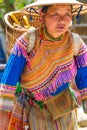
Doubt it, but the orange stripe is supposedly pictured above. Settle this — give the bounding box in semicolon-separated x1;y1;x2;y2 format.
22;31;74;89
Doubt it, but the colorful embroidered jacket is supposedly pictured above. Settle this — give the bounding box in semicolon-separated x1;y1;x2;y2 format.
0;27;87;111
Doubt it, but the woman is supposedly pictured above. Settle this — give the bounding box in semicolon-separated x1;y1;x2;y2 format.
0;0;87;130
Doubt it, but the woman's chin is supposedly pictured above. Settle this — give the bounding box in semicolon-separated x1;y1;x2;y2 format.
56;28;66;34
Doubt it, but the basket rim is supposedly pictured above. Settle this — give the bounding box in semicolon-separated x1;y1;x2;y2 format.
4;10;29;32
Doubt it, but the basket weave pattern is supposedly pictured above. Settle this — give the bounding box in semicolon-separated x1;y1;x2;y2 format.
4;10;41;56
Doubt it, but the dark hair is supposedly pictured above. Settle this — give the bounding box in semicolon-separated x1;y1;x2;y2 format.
41;6;50;13
41;5;73;13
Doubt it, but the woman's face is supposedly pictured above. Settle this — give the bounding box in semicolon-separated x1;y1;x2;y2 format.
44;5;72;38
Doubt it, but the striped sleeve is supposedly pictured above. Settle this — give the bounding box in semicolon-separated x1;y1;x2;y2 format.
72;33;87;101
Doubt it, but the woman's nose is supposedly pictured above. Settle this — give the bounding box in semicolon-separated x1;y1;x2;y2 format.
57;15;65;23
58;18;64;24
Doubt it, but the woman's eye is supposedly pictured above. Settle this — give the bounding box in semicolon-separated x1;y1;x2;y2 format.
65;13;71;17
51;14;59;18
52;14;58;16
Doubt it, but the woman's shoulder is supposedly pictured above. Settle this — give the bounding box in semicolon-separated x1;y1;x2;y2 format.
71;32;82;42
71;32;85;56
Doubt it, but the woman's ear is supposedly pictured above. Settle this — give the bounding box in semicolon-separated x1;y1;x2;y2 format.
39;12;45;23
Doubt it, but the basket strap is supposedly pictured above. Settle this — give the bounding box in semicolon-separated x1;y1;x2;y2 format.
27;27;36;53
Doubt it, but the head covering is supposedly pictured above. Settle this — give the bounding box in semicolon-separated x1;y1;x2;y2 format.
24;0;87;15
77;0;87;4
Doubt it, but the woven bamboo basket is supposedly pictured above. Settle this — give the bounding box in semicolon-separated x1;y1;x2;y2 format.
4;8;41;56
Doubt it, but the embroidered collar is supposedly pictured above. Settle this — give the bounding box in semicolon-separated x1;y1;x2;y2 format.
44;26;63;42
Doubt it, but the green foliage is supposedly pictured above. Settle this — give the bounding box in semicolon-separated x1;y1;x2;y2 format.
9;0;15;4
0;0;35;29
14;0;27;10
0;14;3;19
14;0;35;10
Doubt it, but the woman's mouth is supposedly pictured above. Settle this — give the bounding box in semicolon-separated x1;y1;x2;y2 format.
56;25;65;30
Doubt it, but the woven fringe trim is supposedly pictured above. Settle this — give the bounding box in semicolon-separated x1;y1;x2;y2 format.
8;101;28;130
8;116;23;130
0;98;14;111
11;42;87;101
33;62;77;101
12;41;30;69
0;84;16;111
0;84;16;97
75;50;87;68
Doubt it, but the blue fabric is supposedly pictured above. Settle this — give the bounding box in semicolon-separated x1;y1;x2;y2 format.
75;66;87;90
51;66;87;95
1;54;26;86
51;82;69;96
0;38;6;64
0;69;4;83
0;38;6;83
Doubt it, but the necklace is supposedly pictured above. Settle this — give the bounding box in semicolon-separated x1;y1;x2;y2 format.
44;26;63;42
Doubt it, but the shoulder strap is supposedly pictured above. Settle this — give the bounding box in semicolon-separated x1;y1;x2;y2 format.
72;32;82;56
27;27;36;53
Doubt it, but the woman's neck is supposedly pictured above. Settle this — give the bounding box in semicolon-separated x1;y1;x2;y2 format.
44;26;63;42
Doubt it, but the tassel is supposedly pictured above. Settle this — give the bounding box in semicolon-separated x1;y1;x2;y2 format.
15;82;45;110
25;89;45;110
76;5;83;22
35;100;45;110
16;82;22;95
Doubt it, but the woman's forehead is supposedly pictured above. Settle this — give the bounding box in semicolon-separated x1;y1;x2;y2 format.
47;5;71;12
